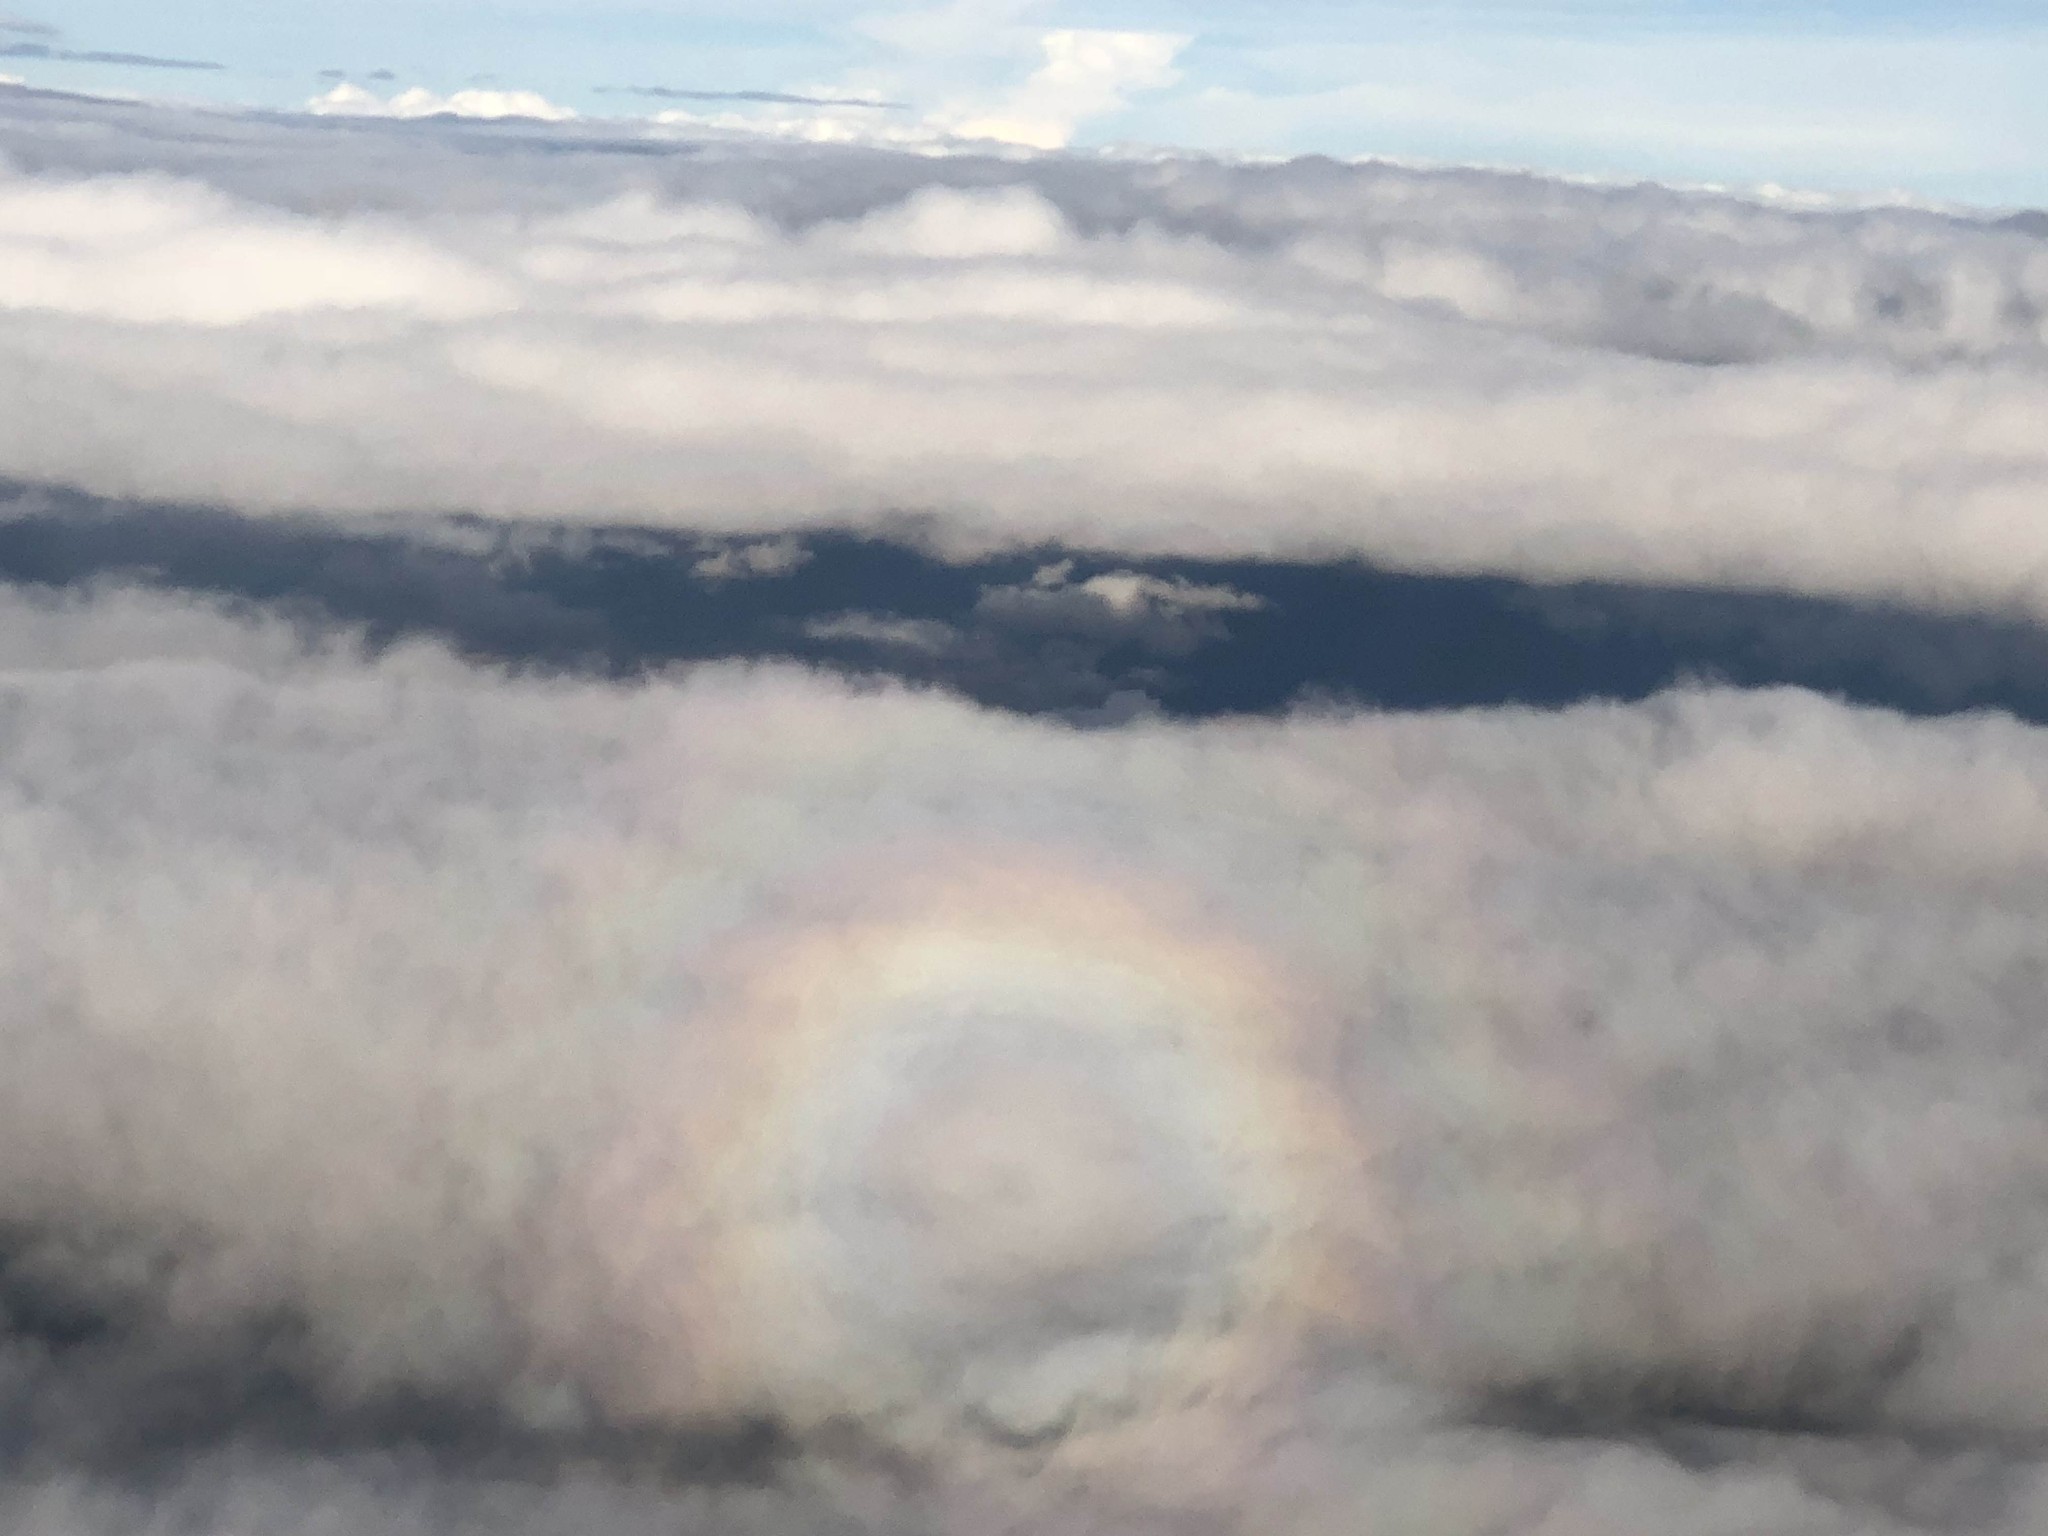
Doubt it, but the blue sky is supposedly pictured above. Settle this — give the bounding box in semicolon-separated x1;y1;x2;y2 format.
3;1;2042;206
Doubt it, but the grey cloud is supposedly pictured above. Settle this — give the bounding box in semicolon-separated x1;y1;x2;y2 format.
0;14;52;38
801;609;962;654
691;536;812;583
0;41;222;70
0;92;2043;623
9;587;2048;1528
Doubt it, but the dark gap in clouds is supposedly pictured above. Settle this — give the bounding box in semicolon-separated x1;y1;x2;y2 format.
9;485;2048;725
0;41;223;71
600;85;911;111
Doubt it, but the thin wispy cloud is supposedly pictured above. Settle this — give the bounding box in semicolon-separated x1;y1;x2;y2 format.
0;40;222;70
603;84;910;110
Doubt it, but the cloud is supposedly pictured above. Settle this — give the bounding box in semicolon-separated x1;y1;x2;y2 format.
802;606;960;653
0;166;513;324
306;82;576;122
10;583;2048;1529
0;13;53;38
975;561;1263;657
6;61;2048;1536
691;535;812;581
647;3;1181;151
0;41;222;71
608;84;910;110
938;28;1186;149
0;95;2043;629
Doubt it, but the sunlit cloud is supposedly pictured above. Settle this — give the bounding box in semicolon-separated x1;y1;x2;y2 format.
306;80;576;120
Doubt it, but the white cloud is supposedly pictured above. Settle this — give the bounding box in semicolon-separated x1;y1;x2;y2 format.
307;80;577;121
1;115;2045;621
10;584;2048;1527
938;28;1186;150
0;166;513;324
644;15;1184;152
976;561;1264;655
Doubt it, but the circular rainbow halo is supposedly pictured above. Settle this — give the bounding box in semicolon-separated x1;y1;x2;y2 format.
566;849;1361;1448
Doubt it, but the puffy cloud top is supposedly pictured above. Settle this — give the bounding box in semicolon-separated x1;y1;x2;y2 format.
0;92;2043;623
307;82;578;122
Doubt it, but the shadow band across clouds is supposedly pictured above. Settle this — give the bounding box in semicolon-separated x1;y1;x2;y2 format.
6;483;2048;724
0;1221;796;1485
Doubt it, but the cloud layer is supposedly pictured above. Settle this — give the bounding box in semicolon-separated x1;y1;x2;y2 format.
8;81;2048;1535
8;584;2048;1530
0;90;2044;622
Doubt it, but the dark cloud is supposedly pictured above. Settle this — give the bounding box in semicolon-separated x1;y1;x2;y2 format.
0;13;52;38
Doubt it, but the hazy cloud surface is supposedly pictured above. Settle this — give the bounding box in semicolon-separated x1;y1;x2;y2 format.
8;586;2048;1532
7;83;2048;1535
